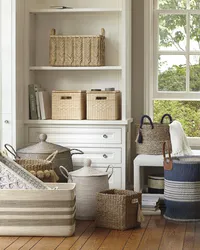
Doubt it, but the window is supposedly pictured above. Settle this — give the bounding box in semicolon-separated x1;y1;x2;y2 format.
144;0;200;146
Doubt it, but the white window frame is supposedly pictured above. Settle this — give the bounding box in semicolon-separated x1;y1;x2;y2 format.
144;0;200;147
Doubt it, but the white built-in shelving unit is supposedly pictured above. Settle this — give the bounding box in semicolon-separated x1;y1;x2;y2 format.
1;0;132;189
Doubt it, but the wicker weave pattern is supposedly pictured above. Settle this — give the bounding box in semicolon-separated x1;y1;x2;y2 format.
96;189;141;230
135;123;171;155
52;90;86;120
49;29;105;67
87;91;121;120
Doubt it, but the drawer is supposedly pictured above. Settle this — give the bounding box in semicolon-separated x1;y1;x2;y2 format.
28;127;122;144
71;147;122;166
73;166;122;189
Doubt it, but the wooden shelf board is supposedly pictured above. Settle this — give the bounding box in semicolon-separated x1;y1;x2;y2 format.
29;66;122;71
24;119;132;125
29;8;122;14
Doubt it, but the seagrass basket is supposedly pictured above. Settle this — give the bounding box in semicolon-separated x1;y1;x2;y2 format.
135;114;172;155
4;144;58;182
87;91;121;120
96;189;142;230
52;90;86;120
49;28;105;67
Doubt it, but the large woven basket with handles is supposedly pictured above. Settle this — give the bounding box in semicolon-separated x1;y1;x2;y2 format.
135;114;172;155
4;144;59;182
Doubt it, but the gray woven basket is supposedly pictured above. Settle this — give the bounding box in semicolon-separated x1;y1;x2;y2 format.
135;114;172;155
96;189;141;230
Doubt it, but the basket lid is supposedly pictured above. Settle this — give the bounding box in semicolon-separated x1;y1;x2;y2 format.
17;134;70;154
69;159;109;177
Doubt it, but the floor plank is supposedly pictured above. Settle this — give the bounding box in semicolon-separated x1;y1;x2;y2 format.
183;222;195;250
159;220;186;250
19;237;42;250
194;222;200;249
137;215;166;250
0;237;18;250
81;227;110;250
31;237;64;250
124;216;151;250
5;237;32;250
56;221;92;250
98;229;132;250
69;222;96;250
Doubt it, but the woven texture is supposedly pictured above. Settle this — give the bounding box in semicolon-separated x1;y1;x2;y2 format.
135;123;171;154
87;91;121;120
15;159;58;182
96;189;141;230
49;28;105;67
52;90;86;120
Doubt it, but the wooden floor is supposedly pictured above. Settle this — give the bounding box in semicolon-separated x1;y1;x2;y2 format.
0;215;200;250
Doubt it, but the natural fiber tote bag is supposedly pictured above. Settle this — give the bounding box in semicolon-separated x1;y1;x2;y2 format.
135;114;172;155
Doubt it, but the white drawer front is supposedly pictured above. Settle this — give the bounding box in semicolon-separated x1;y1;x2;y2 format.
28;127;122;144
72;147;122;165
73;166;122;189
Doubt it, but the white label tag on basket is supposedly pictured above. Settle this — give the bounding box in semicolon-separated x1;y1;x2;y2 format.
132;198;138;204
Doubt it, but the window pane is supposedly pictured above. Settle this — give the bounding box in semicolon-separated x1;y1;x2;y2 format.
158;55;186;91
190;15;200;51
159;15;186;51
153;100;200;137
190;55;200;91
190;0;200;9
158;0;186;10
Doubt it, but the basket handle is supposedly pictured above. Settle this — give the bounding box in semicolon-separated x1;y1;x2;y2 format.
45;150;58;162
106;165;113;180
101;28;105;36
160;114;173;124
163;141;173;171
4;144;20;159
140;115;154;129
70;149;84;157
50;28;56;36
59;166;73;182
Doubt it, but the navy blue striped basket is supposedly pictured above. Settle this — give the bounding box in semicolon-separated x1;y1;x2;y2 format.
163;141;200;222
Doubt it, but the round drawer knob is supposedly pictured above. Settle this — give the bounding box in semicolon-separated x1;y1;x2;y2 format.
4;120;9;124
103;134;108;139
103;154;108;159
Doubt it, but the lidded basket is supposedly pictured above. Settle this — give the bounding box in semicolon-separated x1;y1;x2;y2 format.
16;133;83;181
60;158;113;220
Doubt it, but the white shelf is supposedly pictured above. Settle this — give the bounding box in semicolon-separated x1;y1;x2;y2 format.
29;66;122;71
29;8;122;14
24;119;132;126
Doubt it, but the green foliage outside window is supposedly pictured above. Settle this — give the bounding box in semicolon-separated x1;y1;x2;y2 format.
154;0;200;137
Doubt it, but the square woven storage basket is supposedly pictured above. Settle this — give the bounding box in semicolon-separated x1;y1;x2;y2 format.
96;189;142;230
87;91;121;120
52;90;86;120
49;28;105;67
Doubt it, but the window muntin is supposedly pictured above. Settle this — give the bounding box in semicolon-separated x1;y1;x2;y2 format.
153;1;200;140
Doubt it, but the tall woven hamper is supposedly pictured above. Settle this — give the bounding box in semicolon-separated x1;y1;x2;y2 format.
163;141;200;221
96;189;142;230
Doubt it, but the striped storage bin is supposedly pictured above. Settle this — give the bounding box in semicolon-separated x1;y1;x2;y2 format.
163;142;200;222
0;183;76;236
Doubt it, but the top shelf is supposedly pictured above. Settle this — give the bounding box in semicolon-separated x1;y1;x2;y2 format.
29;8;122;14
